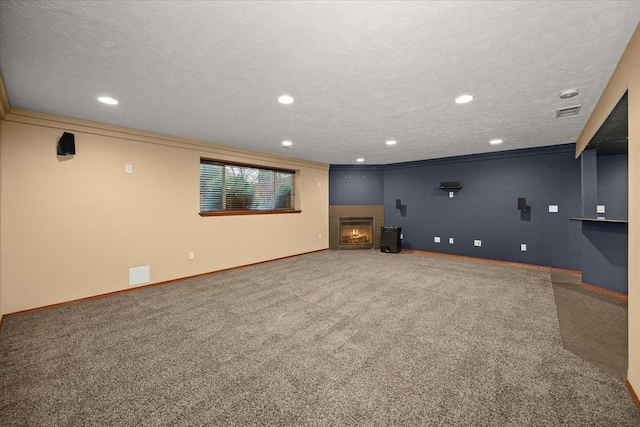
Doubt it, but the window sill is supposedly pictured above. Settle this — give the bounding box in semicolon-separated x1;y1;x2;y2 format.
200;210;302;217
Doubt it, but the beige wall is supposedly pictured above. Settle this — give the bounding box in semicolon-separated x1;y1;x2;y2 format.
0;109;328;314
576;24;639;395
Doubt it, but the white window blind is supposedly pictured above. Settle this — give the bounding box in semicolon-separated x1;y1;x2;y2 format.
200;160;295;213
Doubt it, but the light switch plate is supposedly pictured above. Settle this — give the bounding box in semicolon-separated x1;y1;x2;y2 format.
521;244;527;252
449;238;454;244
548;205;558;213
125;164;132;174
449;191;454;198
597;205;605;214
434;236;441;243
474;240;481;247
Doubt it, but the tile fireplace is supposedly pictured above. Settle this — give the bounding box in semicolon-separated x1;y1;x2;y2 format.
329;205;384;250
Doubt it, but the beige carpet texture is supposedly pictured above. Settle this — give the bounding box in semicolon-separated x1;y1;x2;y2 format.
1;250;638;425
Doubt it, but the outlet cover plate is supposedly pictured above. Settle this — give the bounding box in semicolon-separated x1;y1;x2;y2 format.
474;240;481;247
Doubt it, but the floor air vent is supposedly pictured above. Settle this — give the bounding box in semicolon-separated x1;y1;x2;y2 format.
556;105;581;118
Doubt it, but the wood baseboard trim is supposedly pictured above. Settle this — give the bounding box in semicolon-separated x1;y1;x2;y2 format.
407;249;563;273
2;248;328;320
549;267;582;276
581;282;628;300
406;251;631;298
626;380;640;412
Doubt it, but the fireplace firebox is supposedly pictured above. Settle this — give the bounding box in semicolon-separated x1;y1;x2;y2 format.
339;217;374;249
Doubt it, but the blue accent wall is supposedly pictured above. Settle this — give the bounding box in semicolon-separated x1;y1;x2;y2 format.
329;145;630;293
382;145;582;270
329;165;385;206
330;145;582;270
578;152;629;294
597;154;628;219
581;222;628;294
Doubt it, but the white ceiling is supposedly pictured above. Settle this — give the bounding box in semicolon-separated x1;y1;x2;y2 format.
1;1;639;165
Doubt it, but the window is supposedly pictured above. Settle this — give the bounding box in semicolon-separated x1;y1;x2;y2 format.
200;159;298;216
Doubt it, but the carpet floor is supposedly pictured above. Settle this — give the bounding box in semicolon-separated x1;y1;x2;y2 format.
1;250;638;426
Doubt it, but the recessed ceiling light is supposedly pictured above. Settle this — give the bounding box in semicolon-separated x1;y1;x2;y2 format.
356;158;365;163
98;96;118;105
490;139;503;145
454;94;474;104
278;95;294;104
282;140;293;146
386;140;397;145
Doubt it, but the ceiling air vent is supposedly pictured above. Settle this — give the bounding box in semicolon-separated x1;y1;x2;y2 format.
556;105;581;118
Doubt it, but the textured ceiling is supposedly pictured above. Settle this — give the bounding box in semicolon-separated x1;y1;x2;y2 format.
1;1;639;165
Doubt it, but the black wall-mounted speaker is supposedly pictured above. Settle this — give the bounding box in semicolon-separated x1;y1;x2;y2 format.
440;181;461;189
396;199;402;209
518;197;527;211
57;132;76;155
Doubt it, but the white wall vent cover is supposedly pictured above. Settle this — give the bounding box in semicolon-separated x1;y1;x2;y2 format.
556;105;581;118
129;265;150;286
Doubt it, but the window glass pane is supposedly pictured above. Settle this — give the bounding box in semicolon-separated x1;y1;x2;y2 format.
253;169;275;210
225;166;258;209
200;163;223;212
200;160;295;212
275;172;294;209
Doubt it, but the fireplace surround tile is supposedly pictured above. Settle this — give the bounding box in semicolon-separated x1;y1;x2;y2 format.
329;205;384;250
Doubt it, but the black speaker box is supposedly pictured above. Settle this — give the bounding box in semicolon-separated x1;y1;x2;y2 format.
440;181;461;189
518;197;527;211
380;226;401;253
57;132;76;155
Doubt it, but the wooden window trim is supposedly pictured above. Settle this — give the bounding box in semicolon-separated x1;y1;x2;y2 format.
200;209;301;217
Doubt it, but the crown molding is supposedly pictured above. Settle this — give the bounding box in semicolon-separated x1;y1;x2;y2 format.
5;107;329;171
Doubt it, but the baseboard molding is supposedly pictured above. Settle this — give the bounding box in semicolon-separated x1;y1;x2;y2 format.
1;248;328;321
405;250;627;299
581;282;628;300
406;249;574;273
626;380;640;412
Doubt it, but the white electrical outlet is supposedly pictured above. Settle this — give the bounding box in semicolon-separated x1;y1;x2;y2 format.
434;236;441;243
189;252;195;260
548;205;558;213
597;205;605;214
449;238;454;244
474;240;482;247
400;233;404;239
318;234;322;240
521;244;527;252
125;164;132;174
449;191;454;198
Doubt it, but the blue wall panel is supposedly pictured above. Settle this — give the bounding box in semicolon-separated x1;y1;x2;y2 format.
328;145;629;292
329;145;582;270
329;165;384;206
581;222;628;294
382;146;582;269
597;154;628;219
